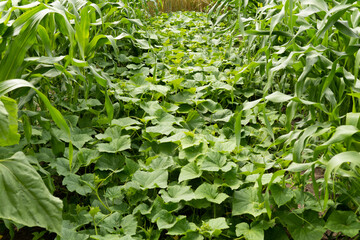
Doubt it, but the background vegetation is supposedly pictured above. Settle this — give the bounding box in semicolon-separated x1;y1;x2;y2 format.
147;0;210;13
1;0;360;239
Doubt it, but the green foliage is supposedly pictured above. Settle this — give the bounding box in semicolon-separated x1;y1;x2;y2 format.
0;152;62;235
0;96;20;146
1;0;360;239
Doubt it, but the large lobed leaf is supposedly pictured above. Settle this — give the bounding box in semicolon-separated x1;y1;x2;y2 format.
233;187;267;217
0;152;63;235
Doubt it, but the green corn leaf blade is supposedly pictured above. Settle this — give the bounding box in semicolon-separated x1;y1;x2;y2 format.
104;90;114;122
75;6;91;59
324;151;360;209
51;7;75;54
295;53;319;97
0;79;72;167
245;30;292;37
5;4;62;49
286;162;314;172
270;52;297;75
3;3;43;31
243;99;262;110
355;49;360;82
264;170;285;219
345;44;360;55
0;152;63;235
0;24;36;81
89;3;102;22
87;33;131;58
348;92;360;99
208;0;227;21
234;111;242;149
265;91;293;103
301;0;328;12
68;140;74;170
21;114;32;143
270;7;285;34
243;0;248;8
0;96;20;146
37;25;53;57
320;125;358;147
36;90;71;137
89;66;107;87
293;125;319;163
285;101;297;132
24;56;65;64
0;1;8;12
316;4;353;39
237;3;245;41
262;107;274;141
346;112;360;128
0;79;70;137
213;12;228;27
0;7;51;82
334;21;359;38
288;0;294;33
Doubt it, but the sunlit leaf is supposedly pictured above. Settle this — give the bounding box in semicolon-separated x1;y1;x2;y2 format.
179;161;202;182
195;182;229;204
233;187;266;217
133;169;168;189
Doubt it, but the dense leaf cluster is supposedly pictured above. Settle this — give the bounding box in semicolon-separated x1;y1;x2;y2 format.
1;0;360;239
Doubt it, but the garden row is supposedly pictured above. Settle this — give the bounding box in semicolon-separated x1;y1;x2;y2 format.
1;0;360;239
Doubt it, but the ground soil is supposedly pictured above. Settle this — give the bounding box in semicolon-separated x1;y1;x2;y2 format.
1;227;56;240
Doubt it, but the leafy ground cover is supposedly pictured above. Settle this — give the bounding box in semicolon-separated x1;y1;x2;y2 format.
1;0;360;239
